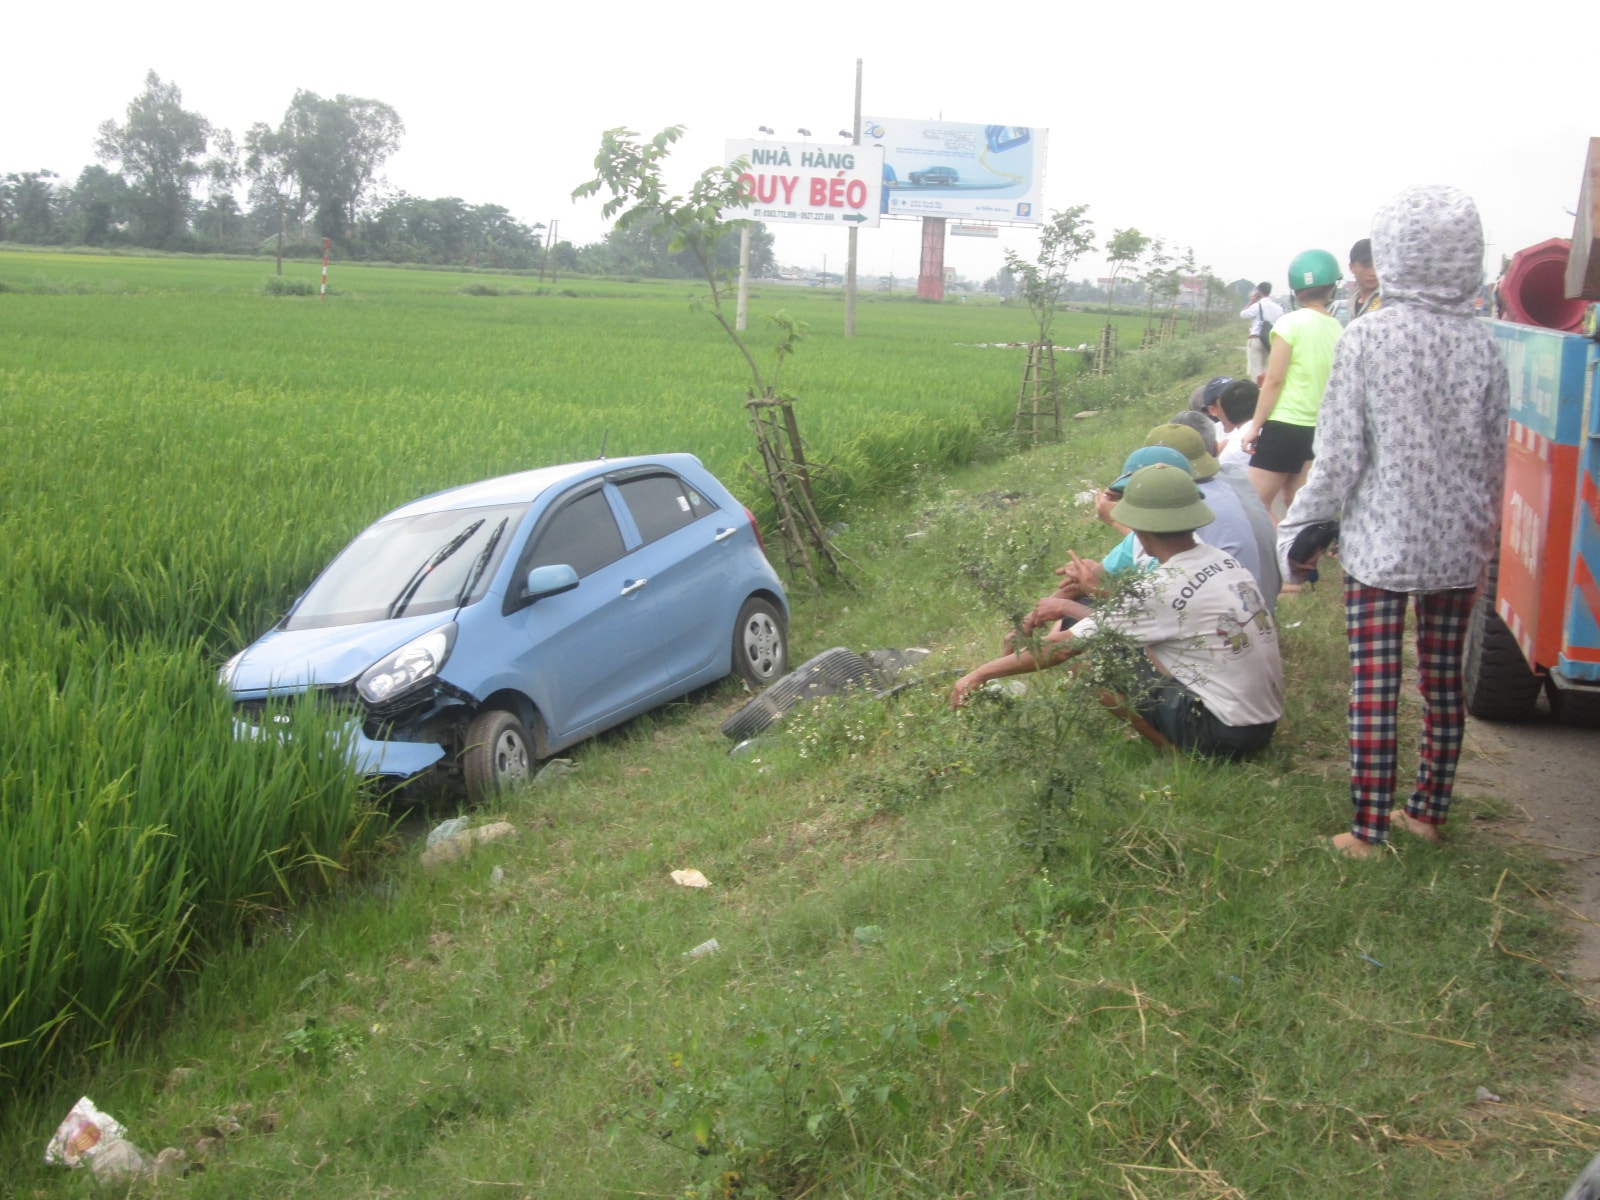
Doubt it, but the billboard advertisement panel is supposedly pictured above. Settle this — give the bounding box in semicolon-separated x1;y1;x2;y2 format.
860;117;1046;225
725;140;883;229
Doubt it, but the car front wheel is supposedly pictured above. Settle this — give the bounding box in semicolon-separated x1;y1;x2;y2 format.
462;709;532;800
733;597;788;690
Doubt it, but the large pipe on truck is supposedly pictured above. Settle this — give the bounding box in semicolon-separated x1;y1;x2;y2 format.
1498;237;1589;330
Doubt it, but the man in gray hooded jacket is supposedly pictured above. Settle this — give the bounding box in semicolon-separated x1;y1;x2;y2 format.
1277;185;1510;858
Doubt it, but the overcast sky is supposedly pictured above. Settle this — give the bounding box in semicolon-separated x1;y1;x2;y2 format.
7;0;1595;289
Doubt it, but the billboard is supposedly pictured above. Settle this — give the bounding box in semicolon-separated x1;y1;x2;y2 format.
725;139;884;229
860;117;1046;225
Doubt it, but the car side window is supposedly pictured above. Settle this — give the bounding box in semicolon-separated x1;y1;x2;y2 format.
528;489;625;578
616;474;715;546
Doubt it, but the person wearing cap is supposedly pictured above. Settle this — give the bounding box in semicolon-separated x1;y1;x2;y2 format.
1016;445;1193;641
1277;186;1509;859
1143;424;1268;598
1159;414;1282;611
1186;375;1233;443
1243;250;1345;516
953;464;1283;760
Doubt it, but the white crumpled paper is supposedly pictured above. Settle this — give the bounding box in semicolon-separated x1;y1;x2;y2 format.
44;1097;126;1167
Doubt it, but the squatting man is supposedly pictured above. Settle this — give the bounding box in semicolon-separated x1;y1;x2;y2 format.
950;464;1284;761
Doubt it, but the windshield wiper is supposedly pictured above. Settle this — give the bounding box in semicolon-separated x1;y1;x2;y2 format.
453;517;509;609
386;519;485;620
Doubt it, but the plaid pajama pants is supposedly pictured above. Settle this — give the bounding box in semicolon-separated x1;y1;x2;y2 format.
1344;579;1476;844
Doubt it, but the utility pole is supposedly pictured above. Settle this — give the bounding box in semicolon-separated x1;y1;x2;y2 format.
540;220;559;284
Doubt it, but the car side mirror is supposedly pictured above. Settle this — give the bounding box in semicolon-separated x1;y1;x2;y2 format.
524;564;579;602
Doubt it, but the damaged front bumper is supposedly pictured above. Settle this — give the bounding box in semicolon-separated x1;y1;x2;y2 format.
231;685;461;781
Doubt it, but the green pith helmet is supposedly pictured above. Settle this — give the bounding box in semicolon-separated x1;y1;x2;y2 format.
1110;464;1215;534
1288;249;1342;291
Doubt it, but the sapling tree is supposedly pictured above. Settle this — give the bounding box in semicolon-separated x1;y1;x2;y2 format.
1003;205;1095;347
574;125;777;396
575;125;840;585
1103;227;1150;311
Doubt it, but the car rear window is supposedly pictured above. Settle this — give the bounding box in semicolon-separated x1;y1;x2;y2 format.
617;474;716;545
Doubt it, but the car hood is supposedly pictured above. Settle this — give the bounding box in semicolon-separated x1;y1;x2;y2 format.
229;611;459;695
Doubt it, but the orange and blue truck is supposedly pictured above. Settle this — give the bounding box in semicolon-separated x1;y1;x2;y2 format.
1463;141;1600;722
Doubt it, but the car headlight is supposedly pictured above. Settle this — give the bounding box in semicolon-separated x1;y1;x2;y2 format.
357;623;457;705
218;650;245;688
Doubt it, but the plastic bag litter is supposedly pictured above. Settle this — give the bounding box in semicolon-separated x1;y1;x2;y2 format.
90;1139;154;1182
684;938;720;959
671;868;711;889
44;1096;131;1169
427;816;470;847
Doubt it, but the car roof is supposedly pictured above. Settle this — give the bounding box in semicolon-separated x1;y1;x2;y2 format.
381;453;704;520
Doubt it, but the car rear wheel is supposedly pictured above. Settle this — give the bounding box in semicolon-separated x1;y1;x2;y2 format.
462;709;532;800
733;597;788;690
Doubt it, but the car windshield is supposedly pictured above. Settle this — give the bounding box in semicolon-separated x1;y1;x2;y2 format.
283;502;528;630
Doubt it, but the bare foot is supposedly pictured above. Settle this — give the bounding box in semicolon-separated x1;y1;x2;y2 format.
1332;832;1382;859
1394;811;1444;843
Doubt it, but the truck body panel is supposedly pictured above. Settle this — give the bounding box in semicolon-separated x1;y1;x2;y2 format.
1490;319;1600;684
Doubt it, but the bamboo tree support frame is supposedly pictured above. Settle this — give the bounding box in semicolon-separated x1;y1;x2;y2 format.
1094;323;1118;377
1013;340;1061;446
745;392;849;590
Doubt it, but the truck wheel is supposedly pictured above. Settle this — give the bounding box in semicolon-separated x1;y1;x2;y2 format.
1462;557;1542;721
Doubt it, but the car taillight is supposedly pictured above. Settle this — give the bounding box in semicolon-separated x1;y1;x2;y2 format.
743;506;767;554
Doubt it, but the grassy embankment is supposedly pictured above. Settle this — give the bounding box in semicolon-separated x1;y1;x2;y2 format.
2;250;1596;1195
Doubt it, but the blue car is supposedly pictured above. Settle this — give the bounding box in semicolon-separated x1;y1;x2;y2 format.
221;454;789;798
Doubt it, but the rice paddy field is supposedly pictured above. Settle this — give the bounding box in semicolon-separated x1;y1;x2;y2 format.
0;248;1157;1088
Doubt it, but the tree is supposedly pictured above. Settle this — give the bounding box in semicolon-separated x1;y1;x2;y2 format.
582;217;774;280
575;125;770;392
1003;205;1094;345
575;126;841;586
268;91;403;242
1103;227;1150;311
95;71;217;247
1;170;62;244
1140;237;1173;325
352;195;547;268
62;166;133;245
243;121;307;270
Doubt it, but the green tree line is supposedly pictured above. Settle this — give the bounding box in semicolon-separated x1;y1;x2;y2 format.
0;70;776;277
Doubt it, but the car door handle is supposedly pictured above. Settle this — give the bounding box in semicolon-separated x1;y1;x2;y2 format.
620;578;649;596
714;527;738;542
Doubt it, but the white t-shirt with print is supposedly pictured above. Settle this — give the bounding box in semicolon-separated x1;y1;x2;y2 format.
1218;419;1257;469
1070;544;1284;726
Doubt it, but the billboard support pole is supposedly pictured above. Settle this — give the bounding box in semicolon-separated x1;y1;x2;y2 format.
918;218;946;301
736;223;750;332
845;58;862;338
